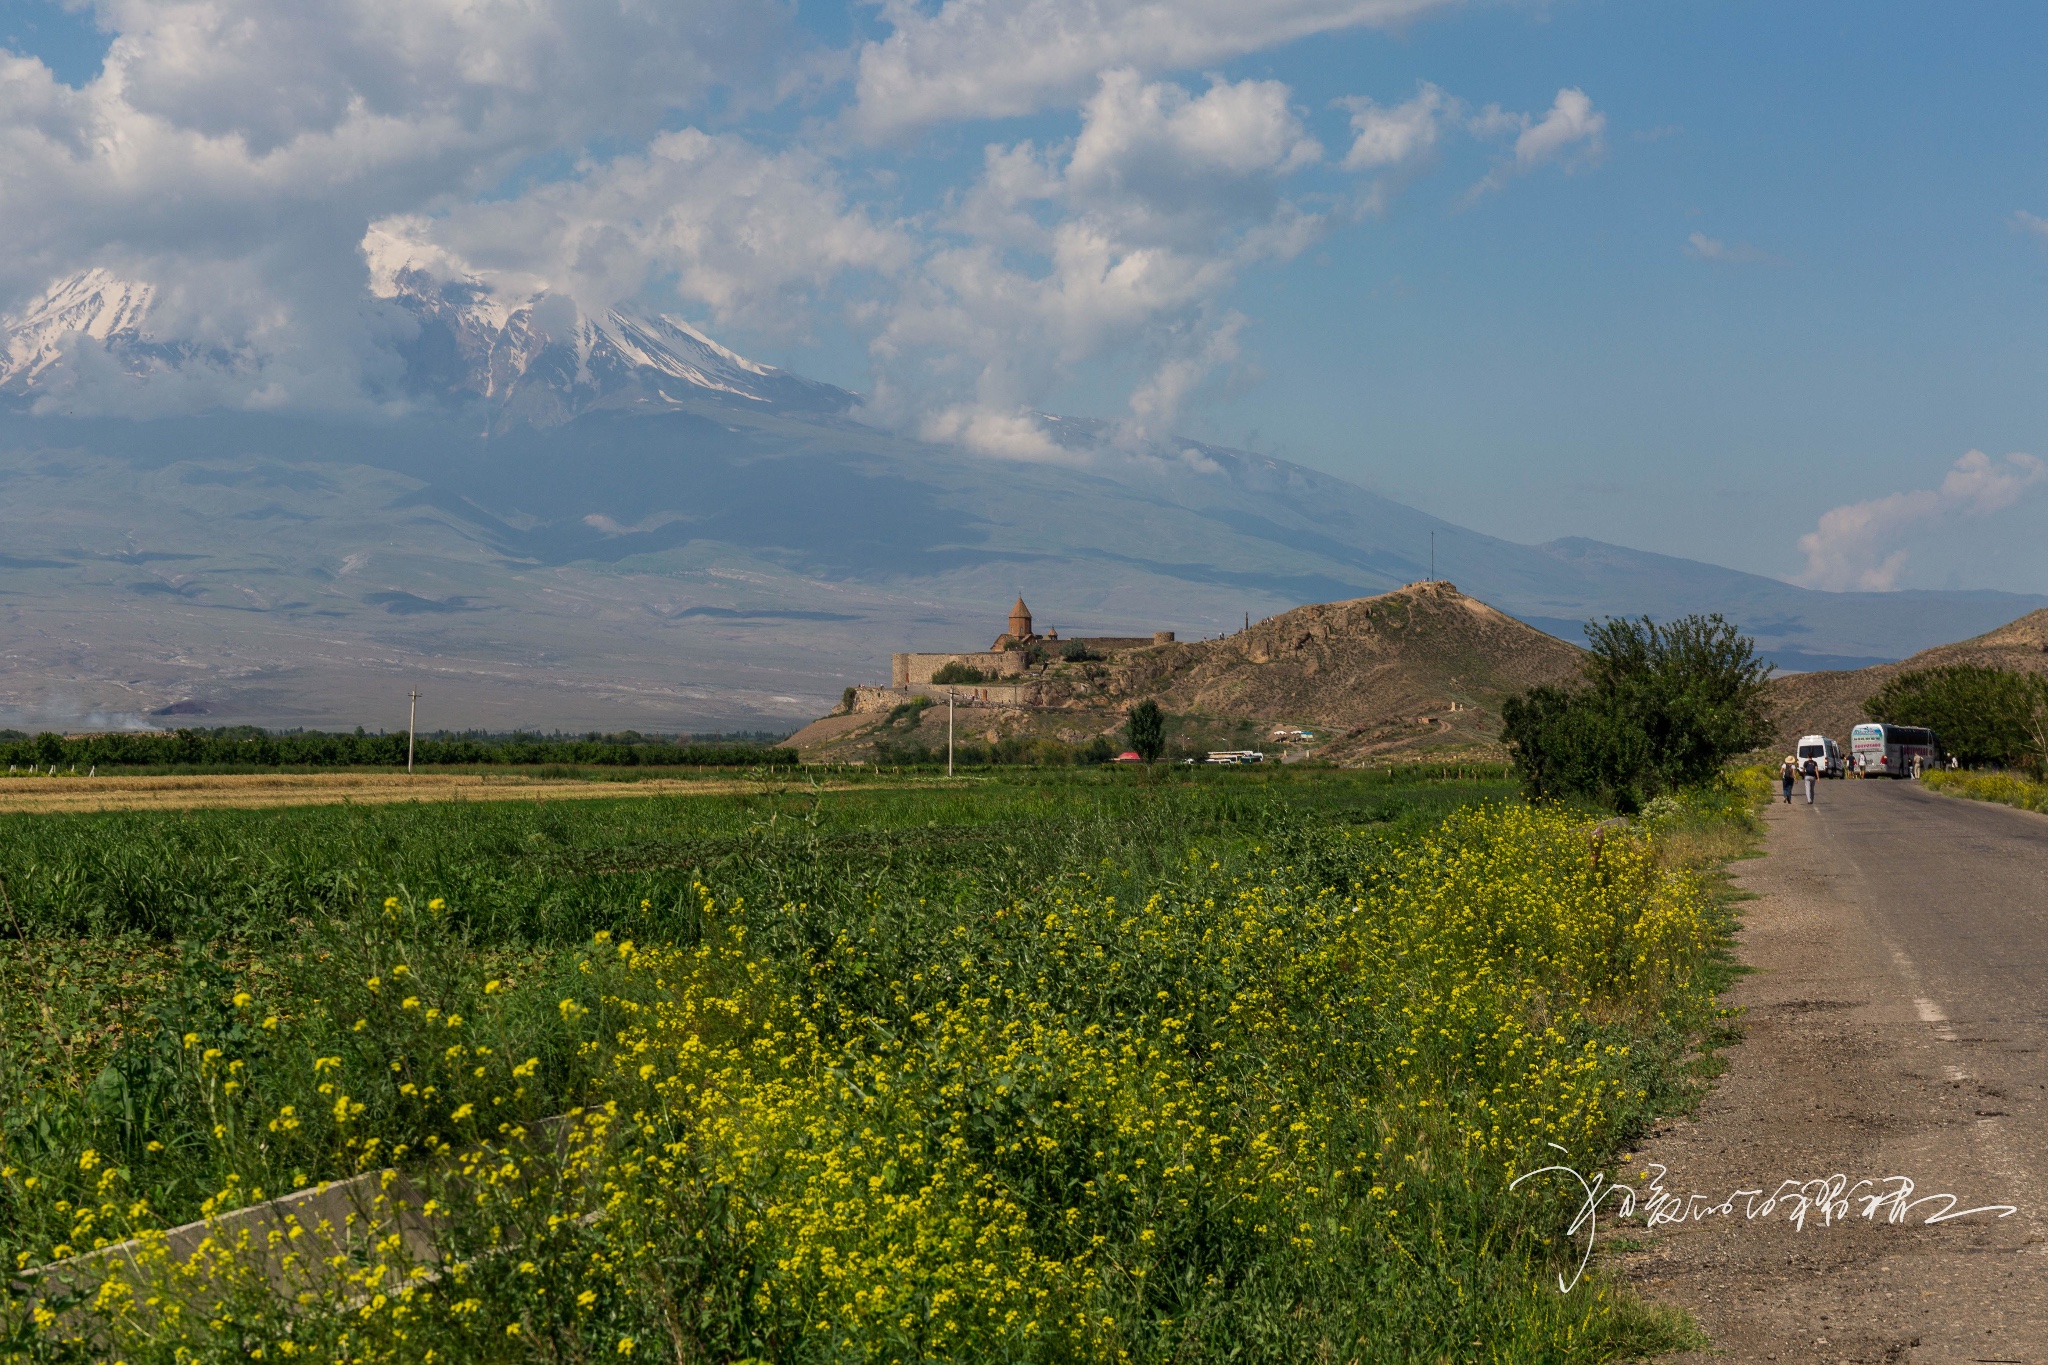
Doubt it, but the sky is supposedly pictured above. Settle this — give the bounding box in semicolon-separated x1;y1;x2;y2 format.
3;0;2046;595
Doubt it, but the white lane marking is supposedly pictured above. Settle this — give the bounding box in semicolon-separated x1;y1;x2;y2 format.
1913;995;1958;1040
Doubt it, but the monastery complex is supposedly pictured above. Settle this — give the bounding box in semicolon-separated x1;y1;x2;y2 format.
843;597;1176;712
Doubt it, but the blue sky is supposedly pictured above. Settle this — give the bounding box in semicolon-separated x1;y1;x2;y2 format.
4;0;2045;594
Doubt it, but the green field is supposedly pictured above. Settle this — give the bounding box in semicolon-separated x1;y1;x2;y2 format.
1;766;1750;1363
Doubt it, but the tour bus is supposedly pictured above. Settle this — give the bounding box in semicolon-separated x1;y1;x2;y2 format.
1205;750;1267;765
1849;723;1938;777
1795;734;1845;778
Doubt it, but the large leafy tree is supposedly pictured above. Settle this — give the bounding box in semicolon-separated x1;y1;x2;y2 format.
1502;614;1774;811
1863;665;2048;769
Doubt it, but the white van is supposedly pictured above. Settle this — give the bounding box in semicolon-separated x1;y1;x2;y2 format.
1795;734;1843;779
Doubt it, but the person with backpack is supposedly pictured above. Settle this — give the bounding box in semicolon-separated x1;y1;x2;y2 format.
1780;757;1796;804
1801;754;1818;804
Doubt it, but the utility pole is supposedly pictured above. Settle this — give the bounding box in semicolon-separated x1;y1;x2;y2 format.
407;689;420;774
1430;531;1435;582
947;689;955;778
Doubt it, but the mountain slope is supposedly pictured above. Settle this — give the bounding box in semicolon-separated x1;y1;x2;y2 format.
5;266;2047;731
1769;609;2048;747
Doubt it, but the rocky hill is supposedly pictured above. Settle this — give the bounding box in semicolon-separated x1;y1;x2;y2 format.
1769;608;2048;747
787;582;1586;764
1094;581;1582;761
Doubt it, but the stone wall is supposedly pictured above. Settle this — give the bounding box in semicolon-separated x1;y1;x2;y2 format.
891;650;1028;687
850;683;1043;712
1066;635;1172;651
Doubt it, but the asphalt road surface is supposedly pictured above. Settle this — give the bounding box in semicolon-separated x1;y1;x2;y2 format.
1624;777;2048;1365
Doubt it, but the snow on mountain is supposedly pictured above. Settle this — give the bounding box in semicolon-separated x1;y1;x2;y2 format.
379;265;854;426
1;266;855;423
0;269;160;390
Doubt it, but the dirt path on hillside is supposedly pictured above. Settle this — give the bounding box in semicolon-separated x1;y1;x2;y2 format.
0;770;902;814
1619;781;2048;1364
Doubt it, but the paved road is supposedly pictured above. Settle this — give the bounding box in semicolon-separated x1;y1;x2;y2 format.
1625;778;2048;1365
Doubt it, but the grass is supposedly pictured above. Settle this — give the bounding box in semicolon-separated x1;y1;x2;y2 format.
0;766;1747;1363
1923;767;2048;813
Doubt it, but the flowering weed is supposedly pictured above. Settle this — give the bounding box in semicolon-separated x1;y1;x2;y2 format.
2;777;1730;1362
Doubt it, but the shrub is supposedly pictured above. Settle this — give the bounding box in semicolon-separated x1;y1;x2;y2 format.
1925;767;2048;812
1502;614;1773;811
929;661;988;685
1864;665;2048;770
1061;641;1101;663
884;697;935;727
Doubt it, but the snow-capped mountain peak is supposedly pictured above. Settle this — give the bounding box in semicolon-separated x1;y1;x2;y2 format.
3;265;854;423
380;266;851;423
1;269;156;389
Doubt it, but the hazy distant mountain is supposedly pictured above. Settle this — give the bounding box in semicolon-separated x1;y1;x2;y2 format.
3;270;2043;732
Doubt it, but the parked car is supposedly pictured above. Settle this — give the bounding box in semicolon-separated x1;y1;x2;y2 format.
1795;734;1844;778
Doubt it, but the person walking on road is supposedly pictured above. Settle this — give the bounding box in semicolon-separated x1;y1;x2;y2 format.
1781;757;1796;804
1801;755;1818;805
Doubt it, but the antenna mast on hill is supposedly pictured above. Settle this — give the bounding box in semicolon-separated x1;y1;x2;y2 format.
1430;532;1435;582
407;689;420;774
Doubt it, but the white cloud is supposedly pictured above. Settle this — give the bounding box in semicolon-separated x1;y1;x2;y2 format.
1465;86;1605;200
370;131;912;335
1062;70;1322;249
2012;210;2048;240
0;4;1612;450
1514;87;1604;170
1684;231;1783;265
916;406;1076;462
1125;311;1246;440
1070;70;1322;185
867;72;1327;454
0;0;790;408
849;0;1456;140
1339;83;1448;172
1795;450;2046;591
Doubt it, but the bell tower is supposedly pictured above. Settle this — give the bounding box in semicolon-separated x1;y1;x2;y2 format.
1008;596;1033;641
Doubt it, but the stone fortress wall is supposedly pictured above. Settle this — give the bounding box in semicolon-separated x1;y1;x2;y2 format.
891;651;1028;687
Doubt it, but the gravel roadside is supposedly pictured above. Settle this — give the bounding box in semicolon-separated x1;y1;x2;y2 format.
1620;780;2048;1364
